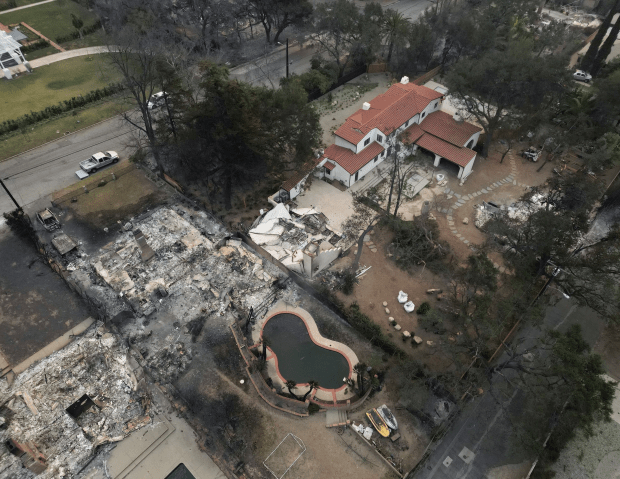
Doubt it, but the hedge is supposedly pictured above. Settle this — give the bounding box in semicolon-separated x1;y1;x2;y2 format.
0;82;125;136
55;21;102;44
20;39;50;54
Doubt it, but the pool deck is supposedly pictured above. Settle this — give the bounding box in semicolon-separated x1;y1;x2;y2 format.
253;301;360;404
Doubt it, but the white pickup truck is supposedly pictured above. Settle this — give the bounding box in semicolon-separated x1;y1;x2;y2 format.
76;151;119;178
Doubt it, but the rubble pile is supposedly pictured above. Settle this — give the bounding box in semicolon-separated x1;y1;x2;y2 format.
0;325;149;478
249;204;350;277
146;342;192;383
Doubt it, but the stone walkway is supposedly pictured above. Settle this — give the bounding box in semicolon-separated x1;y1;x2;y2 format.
439;153;532;272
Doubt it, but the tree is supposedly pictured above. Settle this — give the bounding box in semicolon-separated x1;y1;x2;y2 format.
580;0;620;73
353;362;367;394
341;197;383;274
382;9;409;64
312;0;363;77
487;173;620;321
445;39;567;157
107;29;166;175
285;379;298;399
173;62;321;209
247;0;312;44
71;13;84;39
591;14;620;76
302;380;319;401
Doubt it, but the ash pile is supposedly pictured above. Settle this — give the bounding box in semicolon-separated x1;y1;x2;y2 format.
0;325;150;478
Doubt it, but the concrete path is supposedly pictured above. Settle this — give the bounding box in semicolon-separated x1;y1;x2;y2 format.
9;46;110;73
0;0;54;14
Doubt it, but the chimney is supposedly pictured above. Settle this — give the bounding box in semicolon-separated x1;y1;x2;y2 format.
453;112;463;123
400;76;409;85
363;102;371;110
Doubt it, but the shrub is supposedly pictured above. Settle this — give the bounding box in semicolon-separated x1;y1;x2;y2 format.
55;20;101;44
0;0;17;11
339;270;356;295
308;403;321;414
417;301;431;315
21;39;50;54
0;82;125;136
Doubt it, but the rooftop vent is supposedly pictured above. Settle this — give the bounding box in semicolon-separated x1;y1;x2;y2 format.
453;112;463;123
362;102;371;110
401;76;409;85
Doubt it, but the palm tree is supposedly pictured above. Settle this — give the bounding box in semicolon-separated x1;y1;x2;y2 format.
285;380;298;400
353;362;367;395
382;10;410;64
303;380;319;401
261;336;271;361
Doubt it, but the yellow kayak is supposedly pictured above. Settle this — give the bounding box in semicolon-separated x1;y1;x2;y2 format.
366;408;390;437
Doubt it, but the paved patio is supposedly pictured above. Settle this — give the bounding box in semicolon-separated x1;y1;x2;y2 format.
294;178;356;232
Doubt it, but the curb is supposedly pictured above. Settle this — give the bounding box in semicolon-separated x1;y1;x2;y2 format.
1;112;128;164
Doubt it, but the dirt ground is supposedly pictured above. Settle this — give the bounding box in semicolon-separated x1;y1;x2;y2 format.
329;224;457;374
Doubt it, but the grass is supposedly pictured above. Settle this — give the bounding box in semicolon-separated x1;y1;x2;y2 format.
0;0;97;43
0;56;123;123
0;96;133;161
60;167;166;229
23;44;58;60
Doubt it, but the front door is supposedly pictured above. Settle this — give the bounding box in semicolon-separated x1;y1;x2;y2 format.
355;171;359;182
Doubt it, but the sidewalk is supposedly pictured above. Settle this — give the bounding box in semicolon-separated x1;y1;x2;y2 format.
9;45;109;73
0;0;54;14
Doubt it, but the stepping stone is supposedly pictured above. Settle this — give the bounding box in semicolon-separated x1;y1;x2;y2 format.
456;233;462;238
473;192;479;197
454;193;461;198
448;209;454;214
447;215;453;221
452;230;458;235
383;301;388;307
447;195;453;200
513;180;517;185
441;208;448;214
463;239;469;244
448;221;454;226
499;266;505;273
394;324;402;331
493;262;499;269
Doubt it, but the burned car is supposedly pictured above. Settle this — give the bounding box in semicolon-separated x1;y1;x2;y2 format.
36;208;61;231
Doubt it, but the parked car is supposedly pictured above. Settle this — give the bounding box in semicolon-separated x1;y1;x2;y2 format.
36;208;61;231
79;151;119;174
573;70;592;83
147;91;166;110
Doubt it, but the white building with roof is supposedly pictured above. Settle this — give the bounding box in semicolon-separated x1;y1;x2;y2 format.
0;30;30;79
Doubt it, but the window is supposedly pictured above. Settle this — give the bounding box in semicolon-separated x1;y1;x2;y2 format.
325;167;331;175
364;138;370;146
377;135;383;143
405;120;409;127
382;151;386;157
434;102;438;108
421;112;426;119
374;156;378;163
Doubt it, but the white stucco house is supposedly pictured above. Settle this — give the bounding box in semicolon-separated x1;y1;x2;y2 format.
278;77;482;201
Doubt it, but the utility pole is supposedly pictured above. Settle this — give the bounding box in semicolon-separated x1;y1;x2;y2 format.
286;38;289;78
0;178;22;211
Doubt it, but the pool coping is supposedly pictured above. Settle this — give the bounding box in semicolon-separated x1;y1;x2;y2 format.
255;301;360;401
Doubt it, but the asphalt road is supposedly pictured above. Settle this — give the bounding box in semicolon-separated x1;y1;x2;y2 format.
0;115;137;215
413;298;605;479
230;0;434;86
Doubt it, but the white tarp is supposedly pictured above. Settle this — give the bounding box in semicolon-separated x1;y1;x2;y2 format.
291;207;319;217
249;219;285;235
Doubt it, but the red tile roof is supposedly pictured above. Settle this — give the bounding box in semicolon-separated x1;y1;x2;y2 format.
324;160;336;171
281;158;321;192
323;142;385;175
416;134;476;168
419;111;481;147
335;82;443;144
402;124;425;144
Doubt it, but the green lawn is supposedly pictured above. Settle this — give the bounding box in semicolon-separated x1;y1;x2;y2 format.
0;56;123;123
23;44;58;60
0;0;97;43
0;97;133;161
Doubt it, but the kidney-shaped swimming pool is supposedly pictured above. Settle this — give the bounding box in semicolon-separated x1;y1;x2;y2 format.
262;313;351;390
